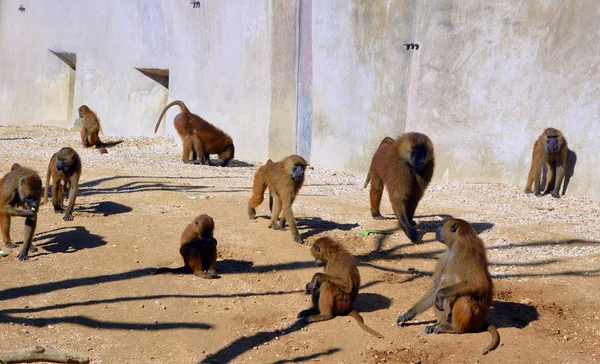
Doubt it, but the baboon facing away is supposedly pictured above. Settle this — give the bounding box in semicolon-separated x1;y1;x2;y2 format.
396;218;500;355
154;100;235;166
364;133;435;242
524;128;567;198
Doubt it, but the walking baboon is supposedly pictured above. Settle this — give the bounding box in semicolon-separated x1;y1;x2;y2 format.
524;128;567;198
247;155;307;243
364;133;435;242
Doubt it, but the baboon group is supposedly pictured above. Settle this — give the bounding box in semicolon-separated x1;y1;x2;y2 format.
1;99;570;355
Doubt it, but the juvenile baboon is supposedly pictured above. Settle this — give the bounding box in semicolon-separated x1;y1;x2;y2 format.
152;214;219;279
44;147;82;221
78;105;123;149
364;133;435;242
298;236;384;338
524;128;568;198
0;164;42;260
154;100;235;166
247;155;307;243
396;218;500;355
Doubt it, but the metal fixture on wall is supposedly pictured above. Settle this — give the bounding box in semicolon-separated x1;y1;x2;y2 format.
404;42;419;50
190;1;200;8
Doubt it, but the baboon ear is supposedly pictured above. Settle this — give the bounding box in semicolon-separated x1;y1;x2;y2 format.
451;223;458;233
314;244;321;253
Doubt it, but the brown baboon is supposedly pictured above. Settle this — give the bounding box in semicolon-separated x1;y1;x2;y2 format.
397;218;500;355
247;155;307;243
78;105;123;149
298;237;384;338
524;128;568;198
152;214;219;279
44;147;82;221
364;133;435;242
154;100;235;166
0;164;42;260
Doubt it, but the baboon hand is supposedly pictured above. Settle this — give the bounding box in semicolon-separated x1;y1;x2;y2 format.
396;312;412;326
435;291;446;311
305;282;317;293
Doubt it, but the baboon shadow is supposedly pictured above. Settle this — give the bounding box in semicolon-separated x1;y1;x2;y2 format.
415;214;494;235
487;300;539;329
33;226;107;254
353;292;392;313
540;148;576;196
216;259;255;274
296;217;359;240
219;159;255;168
75;201;132;216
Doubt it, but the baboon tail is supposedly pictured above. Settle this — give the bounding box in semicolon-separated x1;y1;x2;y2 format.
482;323;500;355
154;100;190;133
363;171;371;188
348;310;384;339
43;156;53;204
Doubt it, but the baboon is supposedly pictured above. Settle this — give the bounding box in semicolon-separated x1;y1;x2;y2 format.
0;164;42;260
154;100;235;166
247;155;307;243
396;218;500;355
43;147;82;221
298;237;384;338
524;128;568;198
364;133;434;242
152;214;219;279
78;105;123;149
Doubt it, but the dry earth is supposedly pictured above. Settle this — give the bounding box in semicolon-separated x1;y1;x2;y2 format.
0;126;599;364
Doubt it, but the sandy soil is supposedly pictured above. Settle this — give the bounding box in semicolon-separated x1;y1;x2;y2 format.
0;125;599;364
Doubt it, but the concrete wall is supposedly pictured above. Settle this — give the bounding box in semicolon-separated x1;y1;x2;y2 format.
405;0;600;200
1;0;599;200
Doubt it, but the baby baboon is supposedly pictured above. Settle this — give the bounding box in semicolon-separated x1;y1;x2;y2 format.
153;214;219;279
44;147;82;221
524;128;567;198
364;133;435;242
247;155;307;243
0;164;42;260
298;236;384;338
78;105;123;149
154;100;235;166
396;218;500;355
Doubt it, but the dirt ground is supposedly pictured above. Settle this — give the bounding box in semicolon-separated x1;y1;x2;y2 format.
0;125;599;364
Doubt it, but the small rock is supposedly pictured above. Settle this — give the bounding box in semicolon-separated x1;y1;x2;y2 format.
521;298;533;305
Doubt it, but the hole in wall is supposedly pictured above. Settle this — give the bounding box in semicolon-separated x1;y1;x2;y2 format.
135;68;169;89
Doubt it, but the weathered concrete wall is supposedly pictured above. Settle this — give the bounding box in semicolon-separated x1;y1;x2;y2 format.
0;0;296;162
311;0;416;172
405;0;600;200
1;0;599;200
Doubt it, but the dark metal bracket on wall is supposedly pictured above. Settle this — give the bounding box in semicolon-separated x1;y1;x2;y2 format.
404;42;419;50
190;1;200;8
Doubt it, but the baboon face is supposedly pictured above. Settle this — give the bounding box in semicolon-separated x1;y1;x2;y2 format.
55;148;78;173
19;176;42;209
311;242;326;267
409;144;429;171
545;135;561;153
78;105;89;118
291;163;305;182
436;219;476;246
285;155;307;183
193;214;215;239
